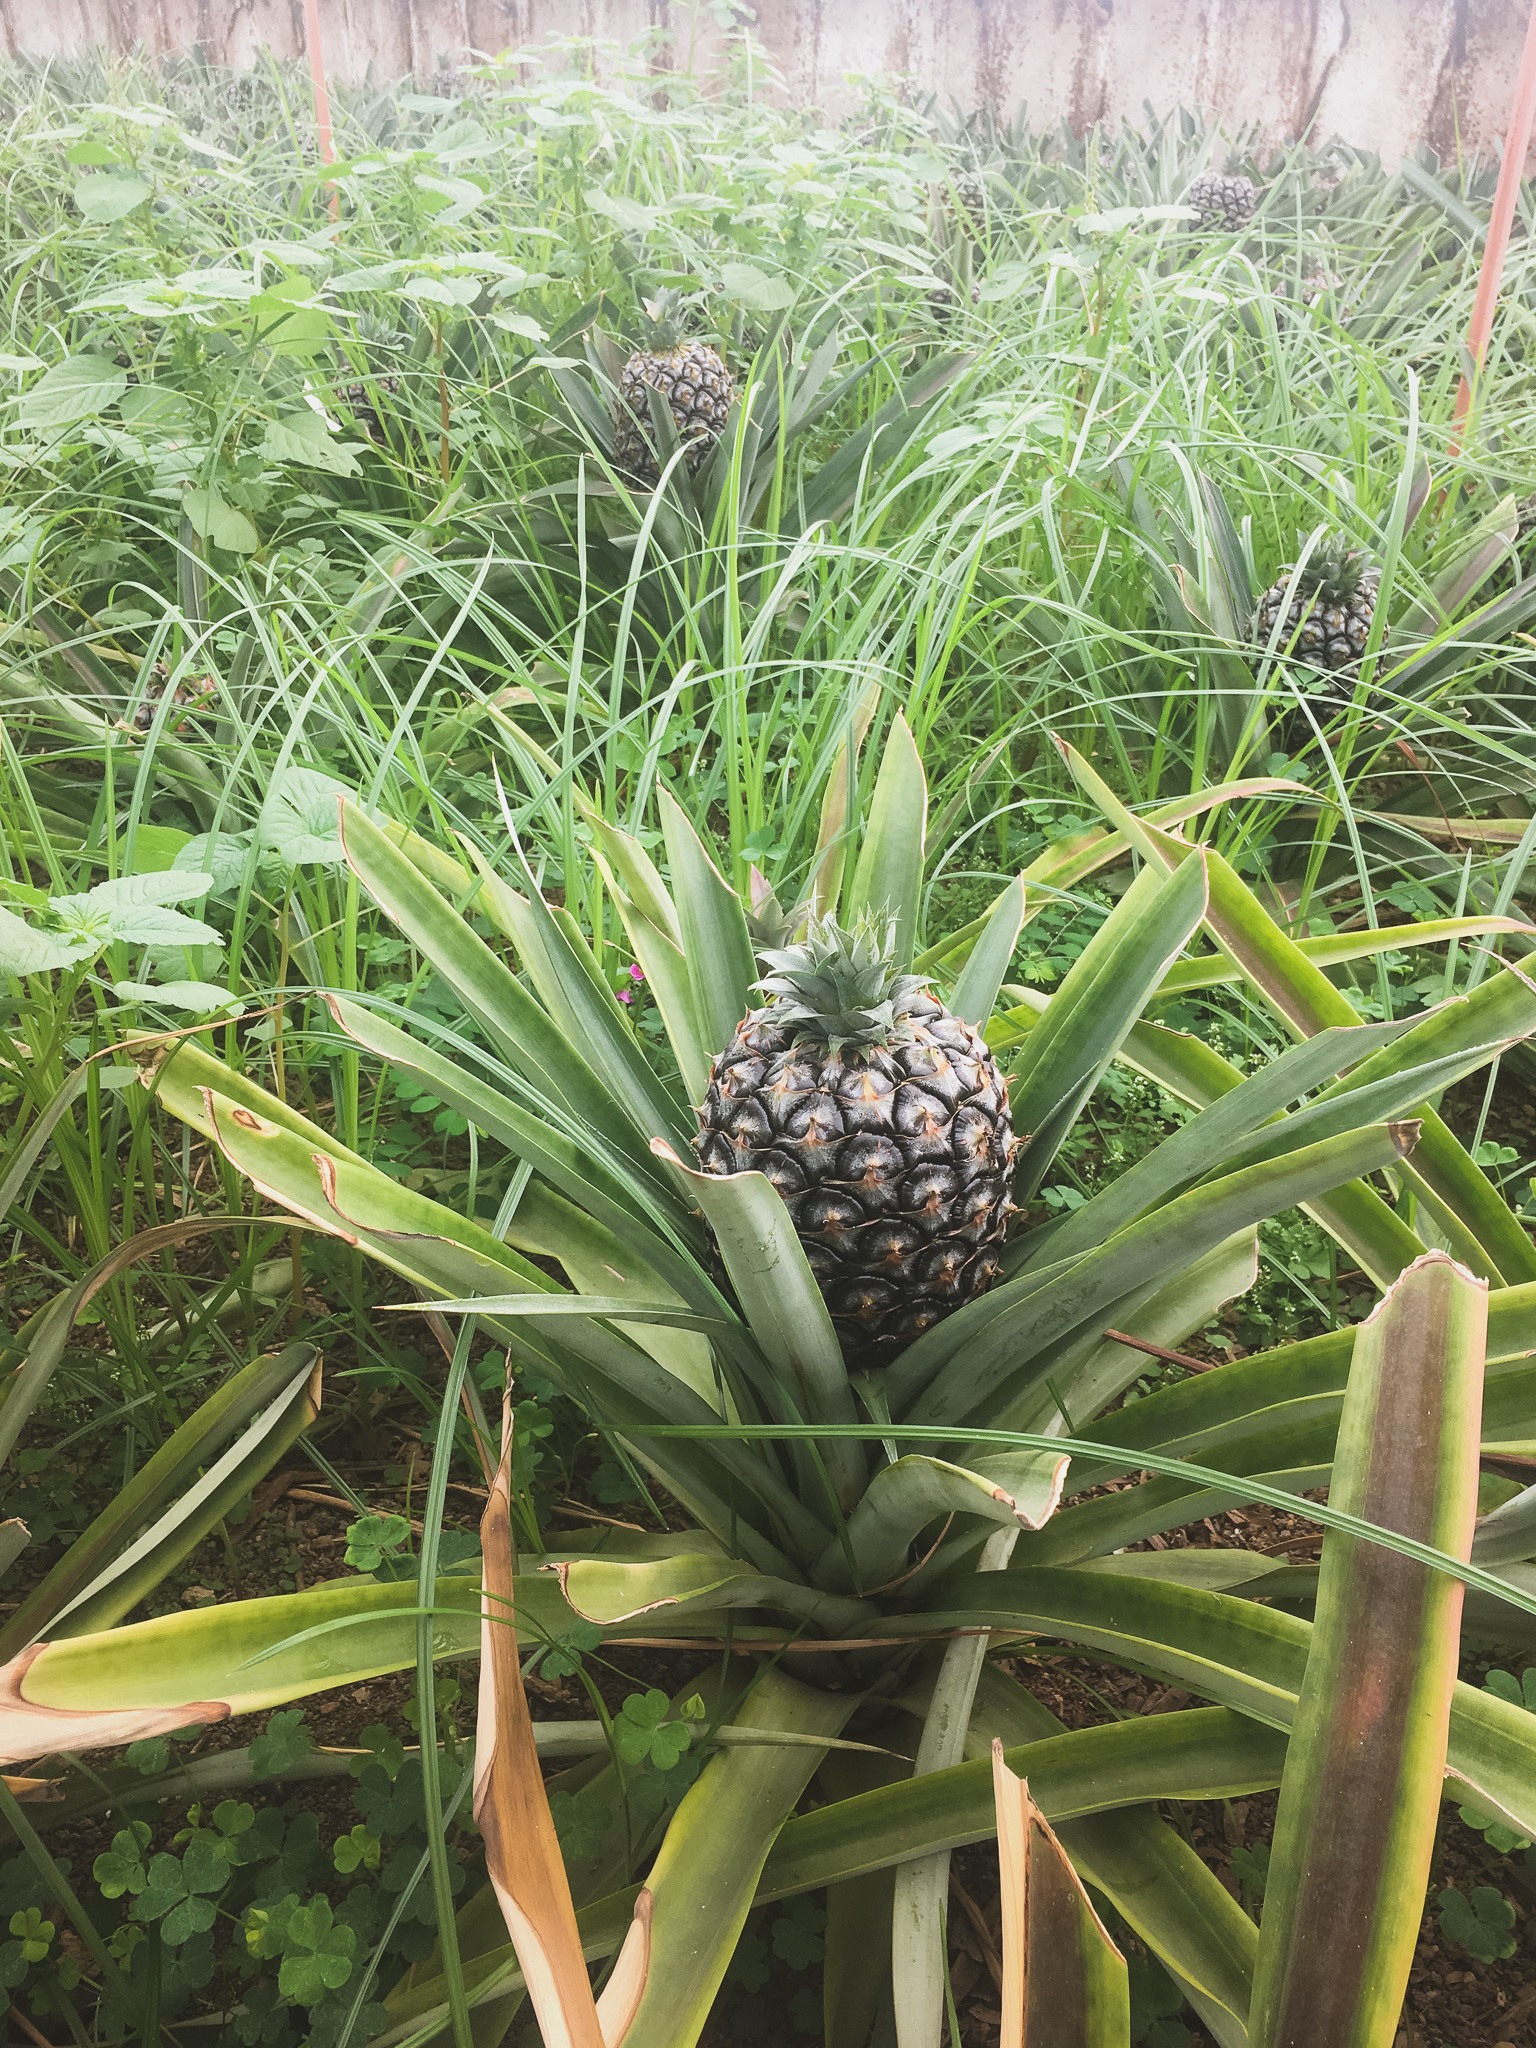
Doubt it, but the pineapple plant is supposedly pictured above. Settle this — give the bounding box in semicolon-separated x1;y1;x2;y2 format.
612;289;735;486
1185;169;1259;230
336;372;401;444
947;167;990;239
16;719;1536;2048
696;918;1015;1363
1254;537;1384;673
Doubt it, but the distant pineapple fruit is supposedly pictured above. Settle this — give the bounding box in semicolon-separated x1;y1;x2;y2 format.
612;290;734;487
1255;538;1383;674
1186;171;1259;231
947;169;990;240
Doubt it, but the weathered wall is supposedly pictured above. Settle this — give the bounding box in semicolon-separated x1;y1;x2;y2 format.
0;0;1528;166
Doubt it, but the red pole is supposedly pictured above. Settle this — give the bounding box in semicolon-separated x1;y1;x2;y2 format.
1448;0;1536;455
301;0;341;221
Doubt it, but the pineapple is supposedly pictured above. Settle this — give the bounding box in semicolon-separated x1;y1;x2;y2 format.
947;169;990;240
695;919;1015;1365
1186;171;1259;231
336;374;401;444
1254;538;1384;673
612;291;734;487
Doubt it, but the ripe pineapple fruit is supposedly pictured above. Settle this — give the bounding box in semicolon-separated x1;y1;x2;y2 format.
612;291;734;487
1254;538;1384;673
1186;171;1259;231
695;919;1015;1365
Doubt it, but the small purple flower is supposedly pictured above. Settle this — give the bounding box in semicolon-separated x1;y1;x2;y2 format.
628;963;645;983
617;988;633;1004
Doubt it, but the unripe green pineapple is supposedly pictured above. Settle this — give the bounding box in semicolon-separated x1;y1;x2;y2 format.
1254;538;1384;674
695;919;1016;1365
612;290;734;487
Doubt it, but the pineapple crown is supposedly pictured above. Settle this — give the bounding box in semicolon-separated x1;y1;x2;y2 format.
639;288;690;351
755;915;928;1052
1289;534;1377;603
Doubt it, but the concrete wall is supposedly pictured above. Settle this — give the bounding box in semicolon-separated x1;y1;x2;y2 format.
0;1;1529;167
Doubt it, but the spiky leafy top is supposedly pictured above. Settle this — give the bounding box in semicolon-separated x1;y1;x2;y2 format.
639;288;688;352
754;917;928;1052
1288;535;1377;603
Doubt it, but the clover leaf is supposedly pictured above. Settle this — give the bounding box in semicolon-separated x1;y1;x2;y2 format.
770;1895;826;1970
538;1619;604;1681
1484;1667;1536;1712
332;1826;380;1875
1436;1883;1517;1963
249;1709;313;1781
135;1850;222;1944
344;1511;411;1573
8;1908;54;1964
277;1896;356;2005
548;1785;613;1862
614;1689;691;1771
94;1822;153;1899
349;1724;405;1782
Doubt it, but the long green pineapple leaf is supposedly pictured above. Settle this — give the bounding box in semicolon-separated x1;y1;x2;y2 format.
1248;1252;1486;2048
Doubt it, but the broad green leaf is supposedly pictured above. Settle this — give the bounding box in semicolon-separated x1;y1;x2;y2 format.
845;712;927;970
655;1140;865;1511
550;1548;865;1635
720;261;797;311
1472;1481;1536;1567
2;1575;482;1763
16;354;127;429
258;765;352;867
73;172;151;222
261;412;363;477
760;1709;1285;1900
112;980;241;1014
0;905;95;975
1250;1254;1487;2048
183;486;259;554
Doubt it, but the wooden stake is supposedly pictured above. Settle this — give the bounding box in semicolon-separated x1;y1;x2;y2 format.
1449;0;1536;454
301;0;342;222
